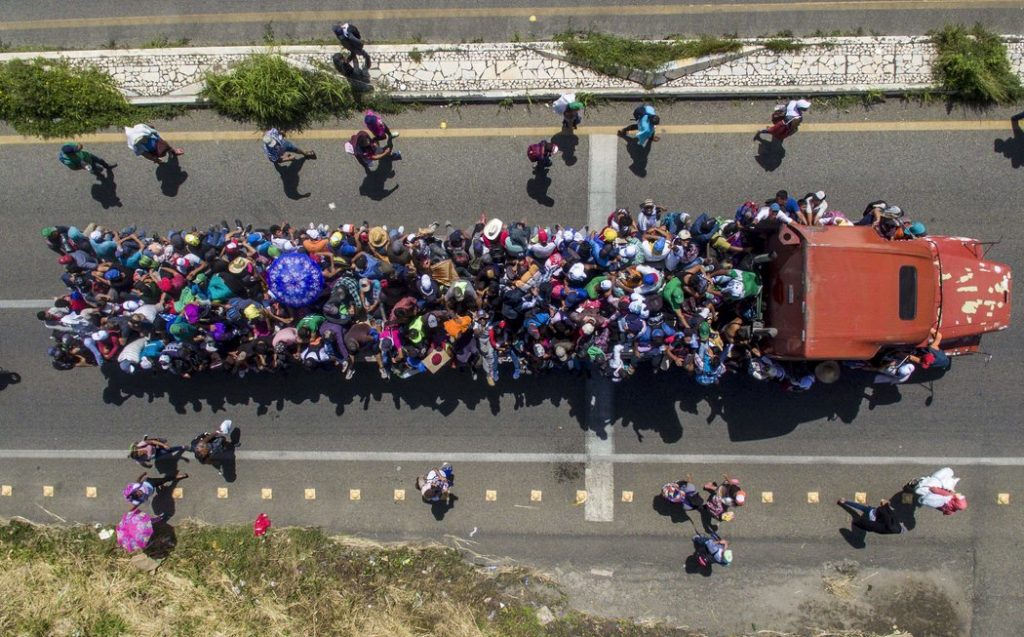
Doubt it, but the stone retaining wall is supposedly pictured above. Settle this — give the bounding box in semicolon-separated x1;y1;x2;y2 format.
2;37;1023;102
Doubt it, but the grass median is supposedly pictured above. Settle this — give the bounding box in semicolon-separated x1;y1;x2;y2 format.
0;520;917;637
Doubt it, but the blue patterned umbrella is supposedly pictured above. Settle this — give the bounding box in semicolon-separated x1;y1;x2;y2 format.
266;253;324;308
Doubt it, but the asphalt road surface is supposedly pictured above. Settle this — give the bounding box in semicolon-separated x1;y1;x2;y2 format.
1;0;1023;47
0;101;1021;636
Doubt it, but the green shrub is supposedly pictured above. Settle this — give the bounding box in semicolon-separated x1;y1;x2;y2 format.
554;31;741;75
0;57;136;137
763;38;806;53
201;52;355;130
930;23;1023;104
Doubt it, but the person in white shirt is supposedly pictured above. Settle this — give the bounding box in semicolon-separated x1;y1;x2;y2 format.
753;203;794;226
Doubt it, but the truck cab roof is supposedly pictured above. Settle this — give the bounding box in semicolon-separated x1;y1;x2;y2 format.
765;225;1011;360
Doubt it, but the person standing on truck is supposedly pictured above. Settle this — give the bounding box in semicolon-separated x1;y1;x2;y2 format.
907;328;952;372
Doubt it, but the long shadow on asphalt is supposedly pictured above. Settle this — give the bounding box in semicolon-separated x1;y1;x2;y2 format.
274;157;312;200
99;363;589;427
98;362;933;444
614;366;909;444
993;118;1024;168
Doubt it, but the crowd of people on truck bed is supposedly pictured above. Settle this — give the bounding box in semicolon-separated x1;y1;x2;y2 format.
38;191;948;386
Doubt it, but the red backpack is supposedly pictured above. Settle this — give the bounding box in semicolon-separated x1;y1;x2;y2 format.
527;141;547;162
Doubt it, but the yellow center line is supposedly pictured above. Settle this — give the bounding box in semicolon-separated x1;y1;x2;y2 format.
0;120;1009;145
0;0;1020;31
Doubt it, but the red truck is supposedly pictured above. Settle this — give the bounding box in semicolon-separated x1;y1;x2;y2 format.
765;225;1012;360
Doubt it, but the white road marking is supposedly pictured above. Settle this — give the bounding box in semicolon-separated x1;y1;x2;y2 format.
0;299;54;309
0;449;1021;466
582;135;619;523
588;134;618;230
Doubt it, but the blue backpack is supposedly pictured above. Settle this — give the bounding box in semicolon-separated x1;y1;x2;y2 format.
695;352;717;386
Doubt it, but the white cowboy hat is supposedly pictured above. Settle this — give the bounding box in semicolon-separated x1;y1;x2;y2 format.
483;218;503;240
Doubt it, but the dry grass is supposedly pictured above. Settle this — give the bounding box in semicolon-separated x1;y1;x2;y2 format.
0;520;912;637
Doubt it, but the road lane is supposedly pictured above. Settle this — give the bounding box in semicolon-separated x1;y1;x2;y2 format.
2;0;1023;46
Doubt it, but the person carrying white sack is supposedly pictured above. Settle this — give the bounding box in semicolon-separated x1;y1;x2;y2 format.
552;93;584;130
909;467;968;515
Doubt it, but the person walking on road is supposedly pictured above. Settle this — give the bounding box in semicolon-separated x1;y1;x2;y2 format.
262;128;316;164
908;467;968;515
692;532;732;568
190;420;237;475
755;98;810;142
552;93;584;130
364;109;399;144
347;129;400;172
125;123;184;164
618;103;660;146
124;472;188;509
527;140;559;171
129;436;186;468
58;142;116;178
837;497;905;534
416;463;454;503
333;22;371;70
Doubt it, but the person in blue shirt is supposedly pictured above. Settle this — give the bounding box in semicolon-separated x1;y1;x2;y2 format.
771;190;800;216
618;104;661;147
692;533;733;567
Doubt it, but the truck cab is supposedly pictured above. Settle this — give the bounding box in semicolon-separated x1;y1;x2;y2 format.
764;224;1012;360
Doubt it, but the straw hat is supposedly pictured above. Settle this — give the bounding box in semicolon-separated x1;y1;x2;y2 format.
228;257;250;274
483;218;503;240
814;360;841;384
368;226;389;249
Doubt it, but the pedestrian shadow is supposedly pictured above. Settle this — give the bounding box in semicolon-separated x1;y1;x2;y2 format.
144;521;177;559
155;155;188;197
152;449;188;477
150;480;183;522
651;493;692;524
552;130;579;167
625;138;651;177
839;526;868;549
993;119;1024;168
891;488;918;531
755;137;786;171
683;553;714;577
431;493;457;520
0;368;21;390
526;167;554;207
90;173;123;208
274;157;311;199
359;156;399;200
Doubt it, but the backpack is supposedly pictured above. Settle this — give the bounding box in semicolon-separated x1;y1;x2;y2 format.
526;141;546;162
695;352;717;386
705;494;726;518
364;110;387;138
58;150;82;169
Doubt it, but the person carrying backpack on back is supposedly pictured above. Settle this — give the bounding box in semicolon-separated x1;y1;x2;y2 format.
527;140;559;171
692;532;732;568
618;104;660;146
333;22;371;69
58;142;116;179
262;128;316;164
364;109;399;144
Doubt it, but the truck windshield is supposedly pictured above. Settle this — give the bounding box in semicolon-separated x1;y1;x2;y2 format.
899;265;917;320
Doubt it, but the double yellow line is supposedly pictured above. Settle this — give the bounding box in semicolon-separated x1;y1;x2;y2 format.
0;120;1011;145
0;0;1019;31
